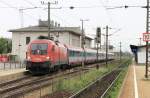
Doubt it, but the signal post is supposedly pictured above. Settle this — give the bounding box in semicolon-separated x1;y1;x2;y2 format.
143;32;150;78
96;27;101;69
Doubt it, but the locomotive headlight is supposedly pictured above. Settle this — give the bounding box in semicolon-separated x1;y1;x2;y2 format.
46;56;50;60
27;56;31;60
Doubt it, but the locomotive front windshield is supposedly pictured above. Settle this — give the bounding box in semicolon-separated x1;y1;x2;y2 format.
31;43;48;55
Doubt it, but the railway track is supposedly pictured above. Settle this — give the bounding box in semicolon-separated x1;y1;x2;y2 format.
0;59;117;98
0;74;31;87
69;60;129;98
0;67;89;98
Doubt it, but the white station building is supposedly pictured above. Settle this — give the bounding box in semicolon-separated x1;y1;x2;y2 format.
9;20;93;62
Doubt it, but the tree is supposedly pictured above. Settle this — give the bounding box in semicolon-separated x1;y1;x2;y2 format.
0;37;12;54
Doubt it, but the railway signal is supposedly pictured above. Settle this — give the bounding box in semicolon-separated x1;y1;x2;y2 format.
96;27;101;44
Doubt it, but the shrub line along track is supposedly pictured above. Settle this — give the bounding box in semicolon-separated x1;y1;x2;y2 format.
69;61;129;98
0;66;90;98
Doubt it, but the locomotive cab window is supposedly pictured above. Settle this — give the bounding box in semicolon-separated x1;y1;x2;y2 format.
31;43;48;55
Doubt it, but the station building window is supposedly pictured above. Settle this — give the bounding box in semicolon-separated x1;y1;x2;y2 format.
26;37;30;45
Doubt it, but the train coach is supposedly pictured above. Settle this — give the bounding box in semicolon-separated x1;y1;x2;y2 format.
25;39;114;74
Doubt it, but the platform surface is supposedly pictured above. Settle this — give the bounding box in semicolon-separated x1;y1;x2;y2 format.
0;68;26;77
118;65;135;98
118;62;150;98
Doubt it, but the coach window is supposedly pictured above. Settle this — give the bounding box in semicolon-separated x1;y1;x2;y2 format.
26;37;30;45
70;50;73;57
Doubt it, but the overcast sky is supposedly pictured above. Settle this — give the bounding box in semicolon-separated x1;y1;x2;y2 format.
0;0;147;52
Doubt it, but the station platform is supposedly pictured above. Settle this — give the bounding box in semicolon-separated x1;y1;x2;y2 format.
0;68;26;77
118;62;150;98
0;68;26;82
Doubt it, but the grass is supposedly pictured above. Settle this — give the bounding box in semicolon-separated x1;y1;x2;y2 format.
55;68;108;93
103;59;131;98
104;68;128;98
54;59;132;95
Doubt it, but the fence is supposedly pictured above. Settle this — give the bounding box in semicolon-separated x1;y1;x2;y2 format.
0;54;25;70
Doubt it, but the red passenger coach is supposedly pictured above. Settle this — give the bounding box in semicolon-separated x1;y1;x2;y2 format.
26;39;68;73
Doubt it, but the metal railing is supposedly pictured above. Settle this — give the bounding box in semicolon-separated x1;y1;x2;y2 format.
0;61;25;70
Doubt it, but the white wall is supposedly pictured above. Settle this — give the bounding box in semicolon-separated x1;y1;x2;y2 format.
85;39;91;48
137;48;145;64
12;31;92;61
137;47;150;64
12;32;48;61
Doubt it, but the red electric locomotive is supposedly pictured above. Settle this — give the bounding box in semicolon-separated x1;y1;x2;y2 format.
26;39;68;73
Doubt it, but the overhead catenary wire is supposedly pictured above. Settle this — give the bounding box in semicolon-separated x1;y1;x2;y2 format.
0;0;143;32
0;0;18;9
23;0;37;7
0;0;43;26
0;0;71;28
22;0;69;26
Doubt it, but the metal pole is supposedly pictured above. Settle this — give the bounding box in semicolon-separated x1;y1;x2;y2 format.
80;19;88;68
81;19;85;68
106;25;108;66
19;44;22;68
145;0;149;78
120;42;122;62
140;38;142;45
6;41;8;53
96;27;101;69
41;1;59;39
81;20;84;48
48;2;51;39
96;42;99;69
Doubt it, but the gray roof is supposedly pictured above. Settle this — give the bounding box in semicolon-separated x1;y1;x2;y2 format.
9;26;80;33
134;45;150;48
9;26;93;40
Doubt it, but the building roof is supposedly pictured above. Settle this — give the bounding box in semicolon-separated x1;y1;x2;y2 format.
9;20;93;40
130;44;150;54
130;45;150;49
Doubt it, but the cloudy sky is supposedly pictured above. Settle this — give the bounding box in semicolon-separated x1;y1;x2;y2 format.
0;0;147;52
